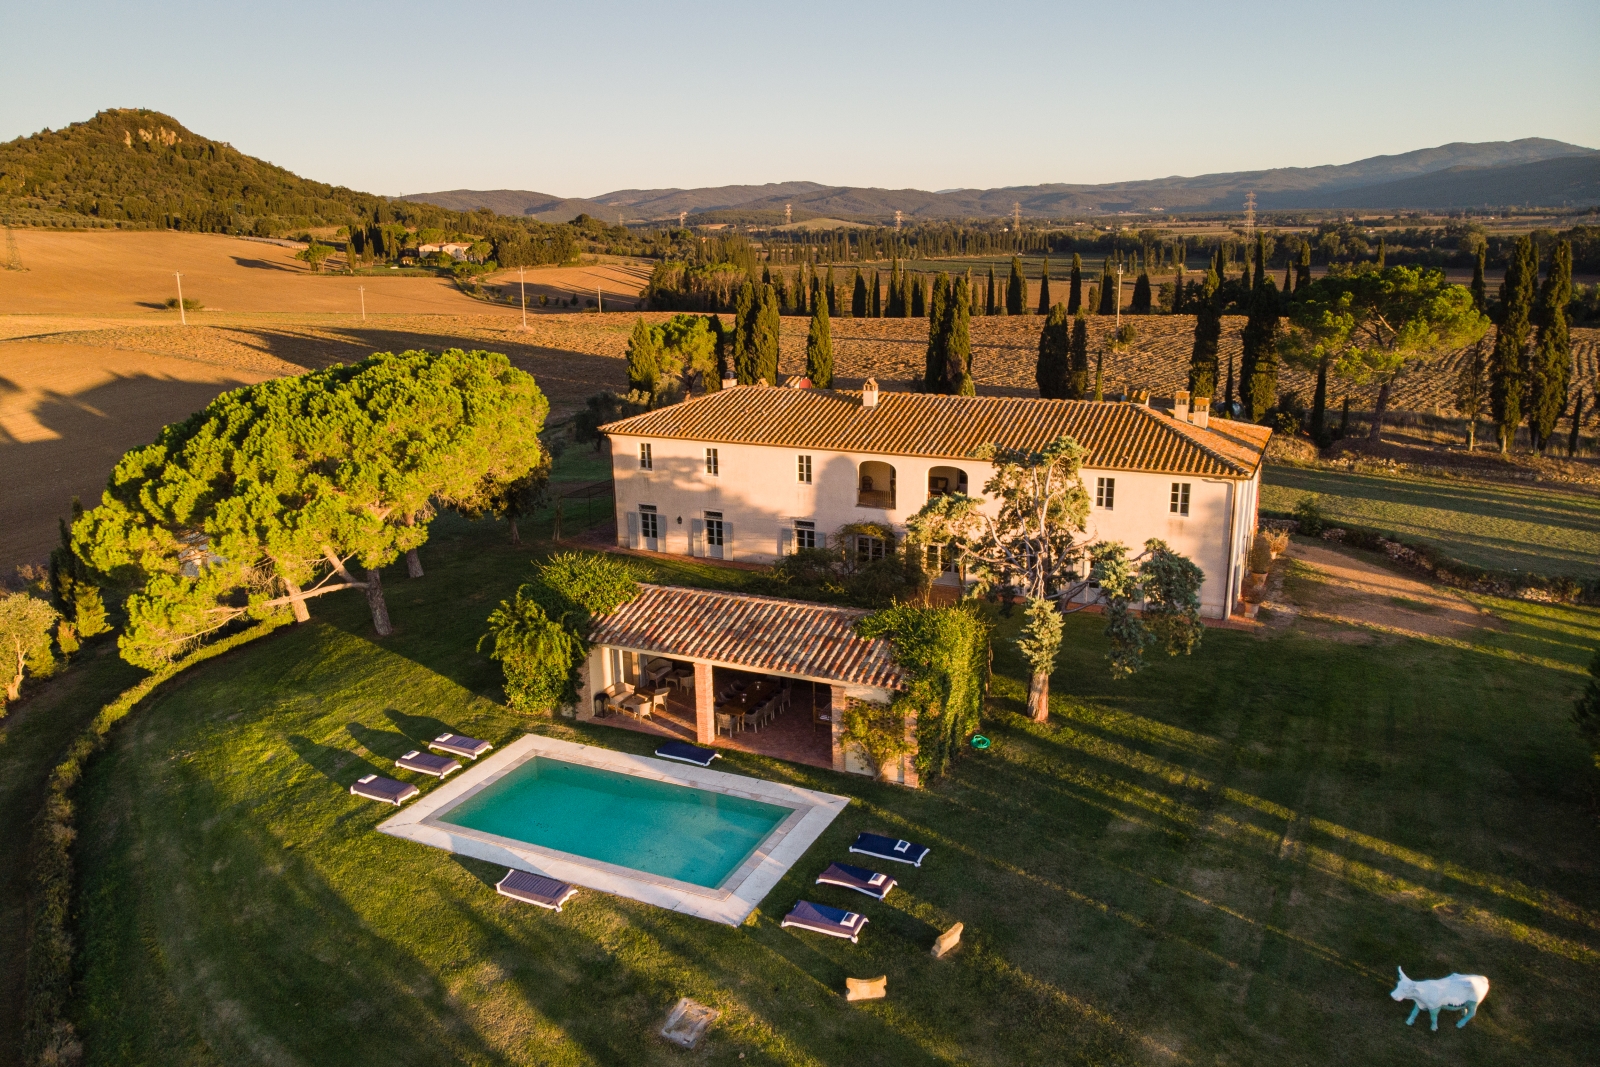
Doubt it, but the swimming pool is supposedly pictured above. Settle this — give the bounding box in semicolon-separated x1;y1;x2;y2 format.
439;755;791;888
378;734;849;925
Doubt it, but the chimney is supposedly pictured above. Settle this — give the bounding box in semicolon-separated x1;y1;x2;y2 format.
861;377;879;408
1173;390;1190;424
721;377;738;390
1191;397;1211;429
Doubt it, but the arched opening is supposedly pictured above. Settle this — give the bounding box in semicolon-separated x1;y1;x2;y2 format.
926;465;969;499
857;461;896;509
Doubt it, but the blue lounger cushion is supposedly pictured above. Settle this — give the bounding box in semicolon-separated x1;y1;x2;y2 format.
396;750;461;777
816;862;897;901
849;832;930;867
350;774;419;805
654;741;721;767
496;869;578;911
429;733;493;760
781;900;868;943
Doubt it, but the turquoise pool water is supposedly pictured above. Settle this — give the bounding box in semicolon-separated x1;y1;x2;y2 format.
439;756;793;888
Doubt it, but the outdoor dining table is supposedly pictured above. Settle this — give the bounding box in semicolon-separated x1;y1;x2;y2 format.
619;693;654;720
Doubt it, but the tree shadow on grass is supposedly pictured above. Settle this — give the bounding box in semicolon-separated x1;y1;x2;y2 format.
346;721;414;761
287;734;383;788
384;708;456;747
449;853;506;889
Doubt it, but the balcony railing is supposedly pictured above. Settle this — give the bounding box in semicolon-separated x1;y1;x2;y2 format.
856;489;895;510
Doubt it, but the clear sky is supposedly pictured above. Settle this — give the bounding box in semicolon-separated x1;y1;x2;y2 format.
5;0;1597;199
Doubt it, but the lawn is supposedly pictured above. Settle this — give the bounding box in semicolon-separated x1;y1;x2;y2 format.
1262;464;1600;577
61;489;1600;1066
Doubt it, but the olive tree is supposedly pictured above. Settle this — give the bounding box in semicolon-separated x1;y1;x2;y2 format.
0;593;58;708
907;436;1204;722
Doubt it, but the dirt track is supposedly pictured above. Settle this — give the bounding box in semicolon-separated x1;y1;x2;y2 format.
1268;540;1492;639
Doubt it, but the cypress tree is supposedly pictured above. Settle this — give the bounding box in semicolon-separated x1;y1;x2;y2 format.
1188;269;1221;398
1569;388;1586;456
1470;246;1487;314
1067;253;1083;314
825;266;838;316
1131;272;1152;314
1006;256;1026;315
1173;266;1185;313
911;274;926;318
1068;312;1090;399
1036;303;1070;398
1528;241;1573;451
806;283;833;387
948;275;974;395
792;269;806;315
1037;256;1052;314
732;279;756;383
1097;263;1117;314
985;265;997;315
1375;236;1386;268
1282;263;1291;293
1239;276;1280;422
753;284;781;385
925;272;950;391
851;268;867;317
1491;235;1536;452
1253;232;1266;291
886;261;901;316
625;316;662;395
1086;285;1099;315
1295;242;1311;292
871;269;882;317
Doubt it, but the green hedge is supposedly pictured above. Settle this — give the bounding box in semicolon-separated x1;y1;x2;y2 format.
857;604;991;781
22;615;290;1066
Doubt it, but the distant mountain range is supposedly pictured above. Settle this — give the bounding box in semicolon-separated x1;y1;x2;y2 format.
405;139;1600;222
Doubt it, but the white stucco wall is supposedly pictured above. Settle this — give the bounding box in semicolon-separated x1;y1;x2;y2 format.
608;432;1258;619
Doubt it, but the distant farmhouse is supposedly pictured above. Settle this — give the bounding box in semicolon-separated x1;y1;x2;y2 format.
601;382;1271;620
416;241;472;260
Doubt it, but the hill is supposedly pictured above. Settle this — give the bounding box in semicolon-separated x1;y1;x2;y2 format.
406;138;1599;221
0;108;394;233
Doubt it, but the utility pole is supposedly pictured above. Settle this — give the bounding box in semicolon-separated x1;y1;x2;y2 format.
1115;264;1124;332
1013;201;1021;236
1243;191;1256;240
518;267;527;330
174;272;187;325
358;285;366;322
597;285;603;313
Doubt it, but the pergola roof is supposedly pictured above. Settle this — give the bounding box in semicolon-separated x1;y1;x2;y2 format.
588;584;906;691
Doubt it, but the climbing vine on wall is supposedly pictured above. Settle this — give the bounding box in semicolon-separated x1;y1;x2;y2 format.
856;603;991;780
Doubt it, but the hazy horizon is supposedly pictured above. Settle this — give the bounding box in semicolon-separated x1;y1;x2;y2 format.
5;0;1598;200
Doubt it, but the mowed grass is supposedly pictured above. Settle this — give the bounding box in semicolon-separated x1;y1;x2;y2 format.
1262;464;1600;577
69;504;1600;1065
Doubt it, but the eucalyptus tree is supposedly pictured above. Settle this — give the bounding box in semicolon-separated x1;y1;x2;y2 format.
75;349;548;667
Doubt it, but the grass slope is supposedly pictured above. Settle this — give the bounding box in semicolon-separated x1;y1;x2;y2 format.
1262;464;1600;577
67;497;1600;1064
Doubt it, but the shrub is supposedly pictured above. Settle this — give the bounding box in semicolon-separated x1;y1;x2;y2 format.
163;297;202;311
480;589;585;712
1;592;59;708
840;701;912;778
1248;534;1274;575
1293;493;1326;536
534;552;641;619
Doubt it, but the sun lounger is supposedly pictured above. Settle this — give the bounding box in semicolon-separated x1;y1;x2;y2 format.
429;733;493;760
816;862;897;901
350;774;419;805
654;741;721;767
849;832;930;867
396;750;461;778
781;900;868;943
496;869;578;912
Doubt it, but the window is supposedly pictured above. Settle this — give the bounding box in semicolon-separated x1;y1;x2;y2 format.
639;442;653;470
1095;477;1115;510
704;510;724;548
1170;481;1191;516
705;447;719;476
797;454;812;484
794;520;816;551
639;505;660;540
855;535;886;563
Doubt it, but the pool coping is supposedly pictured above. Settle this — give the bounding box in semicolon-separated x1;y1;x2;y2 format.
376;734;851;926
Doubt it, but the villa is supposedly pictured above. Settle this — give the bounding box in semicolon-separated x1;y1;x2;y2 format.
600;381;1272;620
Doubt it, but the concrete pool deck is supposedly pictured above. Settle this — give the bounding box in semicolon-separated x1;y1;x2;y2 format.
377;734;851;925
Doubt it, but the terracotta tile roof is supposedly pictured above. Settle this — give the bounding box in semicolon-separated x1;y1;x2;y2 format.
601;387;1269;478
588;584;906;690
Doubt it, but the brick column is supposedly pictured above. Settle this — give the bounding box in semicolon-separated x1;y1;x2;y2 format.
693;661;715;745
901;706;920;788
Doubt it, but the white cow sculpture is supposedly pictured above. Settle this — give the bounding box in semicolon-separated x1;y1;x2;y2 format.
1390;967;1489;1030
